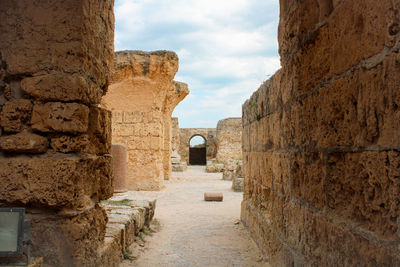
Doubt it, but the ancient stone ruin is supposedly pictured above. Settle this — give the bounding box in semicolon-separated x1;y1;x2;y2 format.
171;117;187;171
241;0;400;265
215;118;243;180
102;51;188;190
174;118;243;170
1;0;399;266
172;117;244;190
0;1;114;265
177;127;217;165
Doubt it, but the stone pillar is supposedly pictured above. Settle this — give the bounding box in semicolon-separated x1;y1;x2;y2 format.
0;1;114;266
111;144;128;193
242;0;400;265
102;51;188;190
171;117;180;155
162;82;189;180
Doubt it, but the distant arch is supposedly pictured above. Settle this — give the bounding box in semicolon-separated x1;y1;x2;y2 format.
188;134;207;147
188;135;207;165
178;128;217;164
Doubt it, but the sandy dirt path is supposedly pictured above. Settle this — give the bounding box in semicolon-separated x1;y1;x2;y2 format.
120;166;268;267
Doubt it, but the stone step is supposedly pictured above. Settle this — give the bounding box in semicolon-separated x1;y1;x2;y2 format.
97;198;156;266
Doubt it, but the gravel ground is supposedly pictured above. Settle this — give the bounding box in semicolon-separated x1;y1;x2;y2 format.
120;166;268;267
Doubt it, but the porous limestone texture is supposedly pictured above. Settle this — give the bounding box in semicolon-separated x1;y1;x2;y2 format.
99;197;156;267
241;0;400;265
215;118;242;163
171;117;180;155
171;150;187;172
172;162;187;172
205;159;224;173
232;177;244;192
178;128;217;164
0;1;114;266
215;118;243;180
206;118;242;180
222;159;243;181
102;51;188;190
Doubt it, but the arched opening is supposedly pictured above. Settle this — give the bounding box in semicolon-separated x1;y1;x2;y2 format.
189;135;207;165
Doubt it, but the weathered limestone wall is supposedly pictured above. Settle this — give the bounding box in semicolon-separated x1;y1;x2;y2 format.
242;0;400;265
0;1;114;266
215;118;242;179
102;51;188;190
215;117;242;163
171;117;180;154
162;82;189;180
179;128;216;164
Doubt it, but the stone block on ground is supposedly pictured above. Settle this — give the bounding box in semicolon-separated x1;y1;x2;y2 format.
204;192;223;201
98;197;157;266
98;237;120;267
206;162;224;173
171;150;181;164
130;199;156;227
222;159;243;180
232;177;244;192
172;162;187;172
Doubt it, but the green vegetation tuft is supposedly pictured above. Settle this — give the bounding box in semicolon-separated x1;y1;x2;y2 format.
250;103;258;108
103;199;133;206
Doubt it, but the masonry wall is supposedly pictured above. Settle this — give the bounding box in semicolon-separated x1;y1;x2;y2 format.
102;51;188;190
0;1;114;266
241;0;400;265
215;118;243;179
216;118;242;162
179;128;217;164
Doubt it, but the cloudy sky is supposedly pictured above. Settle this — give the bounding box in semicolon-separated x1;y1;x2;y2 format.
114;0;281;128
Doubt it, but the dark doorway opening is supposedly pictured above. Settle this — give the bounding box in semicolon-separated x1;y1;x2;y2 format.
189;135;206;165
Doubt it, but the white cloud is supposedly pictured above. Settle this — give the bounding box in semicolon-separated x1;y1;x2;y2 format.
114;0;280;128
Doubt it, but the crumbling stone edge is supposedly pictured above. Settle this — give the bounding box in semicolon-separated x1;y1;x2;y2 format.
98;199;156;266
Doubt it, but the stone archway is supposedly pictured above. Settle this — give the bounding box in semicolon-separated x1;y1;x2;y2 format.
189;135;207;165
178;128;217;164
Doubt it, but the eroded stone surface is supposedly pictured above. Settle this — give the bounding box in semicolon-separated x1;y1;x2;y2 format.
50;107;111;154
162;81;189;180
0;99;32;132
103;51;188;190
216;118;242;165
28;205;108;267
21;73;103;104
31;102;89;133
98;196;157;266
232;177;244;192
0;132;48;153
0;155;113;209
242;0;400;265
0;1;114;266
